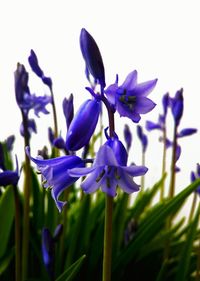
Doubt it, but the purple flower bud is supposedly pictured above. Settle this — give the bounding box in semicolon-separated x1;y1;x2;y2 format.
62;94;74;130
20;118;37;139
145;120;162;131
53;137;66;150
171;88;184;126
162;92;169;117
177;128;197;138
42;228;55;279
66;99;101;151
28;49;44;78
53;224;63;241
105;133;128;166
48;127;54;145
137;125;148;153
6;135;15;151
123;124;132;152
80;28;106;88
0;156;20;187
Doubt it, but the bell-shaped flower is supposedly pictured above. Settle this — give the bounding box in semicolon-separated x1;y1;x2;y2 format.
80;28;106;89
66;99;101;151
26;147;85;212
0;156;20;187
105;70;157;123
69;136;147;196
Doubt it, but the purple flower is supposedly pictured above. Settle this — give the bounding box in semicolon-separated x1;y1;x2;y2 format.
80;28;106;89
105;70;157;123
28;49;52;88
42;228;55;280
136;125;148;153
66;99;101;151
69;136;147;196
62;94;74;130
26;147;85;212
20;118;37;138
177;128;197;138
123;124;132;152
0;156;20;187
170;88;183;126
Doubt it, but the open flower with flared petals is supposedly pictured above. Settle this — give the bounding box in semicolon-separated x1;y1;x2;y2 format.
26;147;85;212
105;70;157;123
69;136;147;196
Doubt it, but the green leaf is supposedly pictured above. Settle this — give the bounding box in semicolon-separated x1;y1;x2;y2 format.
0;247;14;275
175;205;200;281
0;185;14;258
56;255;86;281
113;178;200;273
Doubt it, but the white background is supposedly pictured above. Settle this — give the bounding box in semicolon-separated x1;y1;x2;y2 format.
0;0;200;211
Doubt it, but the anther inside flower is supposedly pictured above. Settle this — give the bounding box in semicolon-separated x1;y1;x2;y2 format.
105;70;157;123
69;136;147;196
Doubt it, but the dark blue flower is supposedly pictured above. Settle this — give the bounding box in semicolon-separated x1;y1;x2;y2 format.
105;70;157;123
170;88;183;126
62;94;74;130
177;128;197;138
123;124;132;152
26;147;84;212
28;49;52;88
20;118;37;138
80;28;106;89
69;137;147;196
0;156;20;187
66;99;101;151
136;125;148;153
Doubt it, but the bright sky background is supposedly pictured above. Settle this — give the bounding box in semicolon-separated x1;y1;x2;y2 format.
0;0;200;212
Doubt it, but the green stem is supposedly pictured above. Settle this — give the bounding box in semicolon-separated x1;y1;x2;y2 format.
103;195;113;281
50;87;58;139
160;126;167;201
102;94;115;281
21;111;31;281
13;185;21;281
168;125;178;199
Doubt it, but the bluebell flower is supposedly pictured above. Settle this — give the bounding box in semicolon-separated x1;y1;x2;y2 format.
0;156;20;187
66;99;101;151
136;125;148;153
170;88;183;126
69;136;147;196
123;124;132;152
105;70;157;122
62;94;74;130
28;49;52;89
26;147;85;212
80;28;106;89
20;118;37;138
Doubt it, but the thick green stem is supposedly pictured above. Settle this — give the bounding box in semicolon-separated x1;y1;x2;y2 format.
21;111;31;281
168;125;178;199
103;195;113;281
13;185;21;281
160;126;167;201
102;95;115;281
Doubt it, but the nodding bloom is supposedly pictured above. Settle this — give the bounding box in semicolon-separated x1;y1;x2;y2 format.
105;70;157;123
28;49;52;89
190;164;200;194
26;147;85;212
69;134;147;197
66;98;101;151
136;125;148;153
62;94;74;130
123;124;132;152
0;156;20;187
80;28;106;89
170;88;183;126
14;63;52;116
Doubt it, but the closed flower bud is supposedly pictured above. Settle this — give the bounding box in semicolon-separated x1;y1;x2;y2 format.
80;28;106;88
66;99;101;151
171;88;183;126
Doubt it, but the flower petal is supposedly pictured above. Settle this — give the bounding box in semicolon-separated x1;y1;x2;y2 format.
118;172;140;194
122;165;148;176
121;70;138;90
135;97;156;114
132;79;158;97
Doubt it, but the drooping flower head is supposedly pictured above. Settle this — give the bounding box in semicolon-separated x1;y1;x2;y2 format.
69;133;147;197
105;70;157;123
26;147;85;212
66;98;101;151
80;28;106;89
